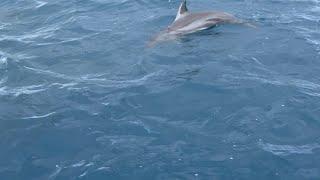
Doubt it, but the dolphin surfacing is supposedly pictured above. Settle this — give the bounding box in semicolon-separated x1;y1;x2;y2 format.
148;0;254;47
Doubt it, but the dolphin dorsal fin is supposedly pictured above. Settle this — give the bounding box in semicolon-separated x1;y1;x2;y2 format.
175;0;188;21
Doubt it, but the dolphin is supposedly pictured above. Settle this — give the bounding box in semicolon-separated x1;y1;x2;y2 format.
148;0;254;47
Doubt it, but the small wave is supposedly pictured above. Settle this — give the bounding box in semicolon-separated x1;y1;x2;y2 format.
71;160;86;168
24;66;75;80
50;82;78;89
0;82;80;97
49;165;63;180
76;14;114;32
305;38;320;52
35;32;99;46
23;65;163;88
292;11;320;53
0;77;7;85
0;84;47;97
0;16;76;44
311;5;320;12
303;91;320;97
79;171;88;178
96;167;111;171
96;135;154;146
21;112;56;120
129;120;153;134
271;0;320;3
259;141;320;156
90;0;130;3
33;0;47;9
0;50;36;61
223;73;320;95
0;56;8;69
0;22;10;30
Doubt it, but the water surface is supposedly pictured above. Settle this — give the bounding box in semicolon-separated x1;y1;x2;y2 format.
0;0;320;179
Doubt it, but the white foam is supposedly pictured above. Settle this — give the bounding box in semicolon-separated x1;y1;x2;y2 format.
96;167;110;171
22;112;56;120
0;84;46;97
0;56;8;69
79;171;87;178
49;165;62;180
0;50;36;61
71;160;86;167
84;162;94;167
259;141;320;156
0;77;7;85
24;65;163;89
34;0;47;8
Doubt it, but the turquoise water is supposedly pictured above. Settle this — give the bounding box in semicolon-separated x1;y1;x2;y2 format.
1;0;320;179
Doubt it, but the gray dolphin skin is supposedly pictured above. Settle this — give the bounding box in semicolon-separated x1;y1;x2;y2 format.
148;0;253;47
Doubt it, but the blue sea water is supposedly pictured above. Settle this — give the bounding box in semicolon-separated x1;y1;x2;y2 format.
1;0;320;179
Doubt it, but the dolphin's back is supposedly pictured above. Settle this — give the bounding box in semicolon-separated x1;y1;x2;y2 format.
167;12;239;34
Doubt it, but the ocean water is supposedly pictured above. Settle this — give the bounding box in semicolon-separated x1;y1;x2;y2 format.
1;0;320;179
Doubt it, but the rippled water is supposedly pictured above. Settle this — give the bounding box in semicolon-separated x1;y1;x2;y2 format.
1;0;320;179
